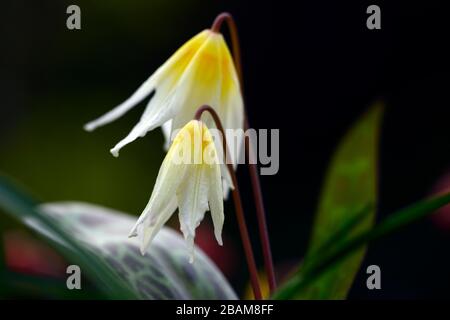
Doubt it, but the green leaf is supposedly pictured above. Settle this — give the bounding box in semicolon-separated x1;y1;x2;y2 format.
0;176;237;299
286;105;383;299
273;192;450;299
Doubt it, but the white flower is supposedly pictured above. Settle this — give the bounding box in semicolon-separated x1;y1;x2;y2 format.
129;120;226;262
84;29;243;162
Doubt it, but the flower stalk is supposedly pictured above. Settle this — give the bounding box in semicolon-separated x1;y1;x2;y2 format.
211;12;277;294
195;105;262;300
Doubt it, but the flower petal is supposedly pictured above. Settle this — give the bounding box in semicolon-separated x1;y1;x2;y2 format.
167;32;223;142
84;29;210;133
207;163;225;246
177;165;210;262
129;141;189;253
110;31;220;156
218;34;244;170
110;93;178;157
135;197;177;255
161;120;173;151
83;76;156;132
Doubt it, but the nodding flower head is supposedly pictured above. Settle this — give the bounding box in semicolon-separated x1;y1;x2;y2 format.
84;29;244;160
129;120;227;263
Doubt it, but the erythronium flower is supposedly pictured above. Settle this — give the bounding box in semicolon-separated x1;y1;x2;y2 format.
129;120;228;262
84;29;244;163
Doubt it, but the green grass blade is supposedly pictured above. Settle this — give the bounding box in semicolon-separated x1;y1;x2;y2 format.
273;192;450;299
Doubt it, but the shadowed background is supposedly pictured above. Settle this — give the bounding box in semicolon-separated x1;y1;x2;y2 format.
1;0;449;298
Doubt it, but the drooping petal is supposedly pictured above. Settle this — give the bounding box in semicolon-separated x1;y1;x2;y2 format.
201;34;242;198
110;93;178;157
207;163;225;246
167;32;223;142
110;31;219;156
136;197;177;255
208;120;234;200
84;30;210;133
161;120;173;150
129;141;189;253
218;34;244;170
83;76;156;132
169;32;240;199
177;166;210;263
140;31;213;127
200;125;225;245
148;142;189;212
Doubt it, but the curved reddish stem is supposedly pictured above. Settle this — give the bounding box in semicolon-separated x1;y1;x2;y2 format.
211;12;277;294
195;105;262;300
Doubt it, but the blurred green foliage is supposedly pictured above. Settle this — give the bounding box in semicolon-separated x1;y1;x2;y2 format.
272;105;450;299
297;105;382;299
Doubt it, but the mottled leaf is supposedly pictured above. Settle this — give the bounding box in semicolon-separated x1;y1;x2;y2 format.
0;177;236;299
40;202;237;300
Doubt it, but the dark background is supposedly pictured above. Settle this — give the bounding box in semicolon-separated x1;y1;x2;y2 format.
1;0;449;298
